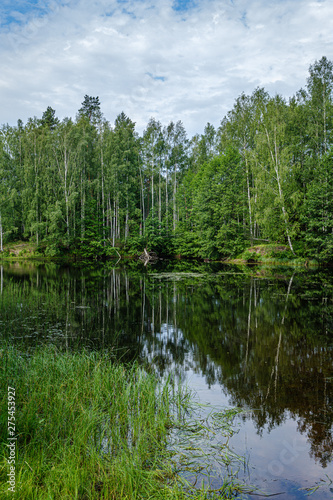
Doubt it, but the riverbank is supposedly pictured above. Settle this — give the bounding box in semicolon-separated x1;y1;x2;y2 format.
0;345;248;499
0;241;320;267
225;244;318;267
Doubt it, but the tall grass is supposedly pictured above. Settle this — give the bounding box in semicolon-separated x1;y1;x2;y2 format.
0;345;249;499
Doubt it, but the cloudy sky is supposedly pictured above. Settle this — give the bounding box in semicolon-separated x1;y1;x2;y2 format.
0;0;332;136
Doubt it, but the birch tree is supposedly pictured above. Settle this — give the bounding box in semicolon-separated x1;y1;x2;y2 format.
306;56;333;156
142;118;163;233
107;113;140;242
254;95;298;253
0;129;18;249
53;119;80;242
218;92;261;242
163;121;188;232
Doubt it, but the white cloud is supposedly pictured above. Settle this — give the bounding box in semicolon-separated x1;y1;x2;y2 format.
1;0;333;136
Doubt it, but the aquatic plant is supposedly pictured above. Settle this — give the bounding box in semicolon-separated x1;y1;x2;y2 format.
0;345;250;499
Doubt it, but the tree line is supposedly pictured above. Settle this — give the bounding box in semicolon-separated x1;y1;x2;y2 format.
1;56;333;261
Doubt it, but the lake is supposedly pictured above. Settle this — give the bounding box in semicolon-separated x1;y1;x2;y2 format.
0;260;332;499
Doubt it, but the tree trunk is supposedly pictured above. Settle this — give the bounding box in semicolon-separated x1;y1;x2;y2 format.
101;145;105;243
245;156;253;242
265;125;295;255
34;135;39;245
125;199;129;240
112;198;116;247
151;161;154;216
323;83;327;153
139;165;145;234
81;170;85;239
0;212;3;252
173;163;177;231
159;164;161;231
64;146;70;238
166;168;169;234
275;160;295;255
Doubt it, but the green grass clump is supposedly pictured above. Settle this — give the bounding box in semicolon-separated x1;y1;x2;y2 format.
0;346;248;499
236;244;319;267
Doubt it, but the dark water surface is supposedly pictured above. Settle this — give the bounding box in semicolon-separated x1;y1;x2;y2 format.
1;260;332;498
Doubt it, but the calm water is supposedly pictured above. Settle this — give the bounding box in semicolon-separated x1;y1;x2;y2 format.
1;260;333;498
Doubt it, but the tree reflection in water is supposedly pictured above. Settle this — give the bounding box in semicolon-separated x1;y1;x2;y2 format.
1;261;332;476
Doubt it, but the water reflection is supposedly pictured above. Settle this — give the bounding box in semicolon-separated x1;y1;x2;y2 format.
0;261;332;497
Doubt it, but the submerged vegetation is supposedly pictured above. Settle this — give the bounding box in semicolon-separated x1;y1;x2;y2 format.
0;345;250;499
1;57;333;263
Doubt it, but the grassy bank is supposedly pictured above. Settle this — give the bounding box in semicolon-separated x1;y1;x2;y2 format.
0;241;124;264
0;346;247;499
229;244;319;267
0;240;321;267
0;242;38;259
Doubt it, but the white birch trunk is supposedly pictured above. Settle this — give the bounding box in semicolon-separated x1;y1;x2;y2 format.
159;164;161;227
125;200;129;240
113;198;116;246
151;162;154;216
245;156;253;241
265;126;295;255
81;171;85;239
101;148;105;243
64;146;70;238
139;165;145;234
34;135;39;245
0;212;3;252
166;168;168;233
173;163;177;231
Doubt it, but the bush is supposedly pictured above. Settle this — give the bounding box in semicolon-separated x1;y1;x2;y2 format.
242;250;259;262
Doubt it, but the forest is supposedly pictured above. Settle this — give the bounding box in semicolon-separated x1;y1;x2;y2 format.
1;56;333;262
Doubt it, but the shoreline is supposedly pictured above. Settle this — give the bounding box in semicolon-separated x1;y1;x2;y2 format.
0;241;321;267
0;345;250;499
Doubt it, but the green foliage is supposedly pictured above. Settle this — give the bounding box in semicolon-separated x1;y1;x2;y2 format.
77;95;102;124
242;249;259;262
238;244;308;265
2;58;333;262
0;345;247;499
179;148;247;259
302;150;333;261
144;212;174;254
216;223;248;258
174;225;201;257
123;212;175;256
41;106;59;130
123;234;146;254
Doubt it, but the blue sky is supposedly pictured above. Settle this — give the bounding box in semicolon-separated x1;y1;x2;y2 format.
0;0;332;135
1;0;55;26
172;0;198;12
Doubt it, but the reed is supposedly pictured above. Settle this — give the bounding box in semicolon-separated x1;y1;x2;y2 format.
0;345;250;499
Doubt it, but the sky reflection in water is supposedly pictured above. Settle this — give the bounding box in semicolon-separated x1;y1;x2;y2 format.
0;261;332;498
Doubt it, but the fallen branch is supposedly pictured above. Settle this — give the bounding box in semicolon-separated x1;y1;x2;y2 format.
139;248;158;266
